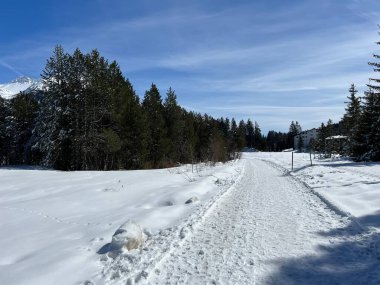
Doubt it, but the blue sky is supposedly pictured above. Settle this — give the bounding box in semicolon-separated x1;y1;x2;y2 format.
1;0;380;133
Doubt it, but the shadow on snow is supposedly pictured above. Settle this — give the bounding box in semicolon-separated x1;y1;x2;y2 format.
264;212;380;285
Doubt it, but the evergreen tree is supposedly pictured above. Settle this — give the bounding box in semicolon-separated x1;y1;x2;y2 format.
209;123;226;164
0;97;8;164
8;93;38;164
298;134;304;151
316;122;327;153
361;30;380;160
163;87;184;165
246;119;254;148
288;121;302;149
142;84;166;167
237;120;247;150
35;44;70;169
341;84;362;156
253;121;266;150
229;118;238;157
114;79;148;169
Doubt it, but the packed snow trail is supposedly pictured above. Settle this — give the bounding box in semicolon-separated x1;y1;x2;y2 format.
147;157;376;285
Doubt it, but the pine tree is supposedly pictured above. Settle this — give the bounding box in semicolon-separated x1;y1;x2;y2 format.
246;119;254;148
288;121;302;149
0;97;8;164
114;79;148;169
163;87;184;165
229;118;238;156
253;121;262;149
341;84;362;156
362;29;380;161
142;84;166;168
237;120;247;150
34;45;70;169
8;93;38;164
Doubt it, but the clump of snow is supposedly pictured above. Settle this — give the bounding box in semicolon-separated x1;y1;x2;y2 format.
111;220;143;251
185;196;199;204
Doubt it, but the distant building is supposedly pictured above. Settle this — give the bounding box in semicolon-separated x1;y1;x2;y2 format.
294;128;318;151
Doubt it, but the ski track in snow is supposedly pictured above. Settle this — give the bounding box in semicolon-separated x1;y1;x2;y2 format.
142;157;379;285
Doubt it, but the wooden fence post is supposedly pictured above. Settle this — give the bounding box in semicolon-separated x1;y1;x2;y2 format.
292;152;294;171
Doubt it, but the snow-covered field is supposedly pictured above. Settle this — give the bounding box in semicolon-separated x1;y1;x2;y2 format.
0;161;243;284
1;153;379;284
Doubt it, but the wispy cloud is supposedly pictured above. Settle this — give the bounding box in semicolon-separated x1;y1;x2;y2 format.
0;60;24;76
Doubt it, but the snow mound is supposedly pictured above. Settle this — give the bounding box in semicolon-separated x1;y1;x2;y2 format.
185;196;199;204
111;220;143;251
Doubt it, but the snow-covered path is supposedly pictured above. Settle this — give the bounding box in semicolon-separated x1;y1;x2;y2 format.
147;157;377;285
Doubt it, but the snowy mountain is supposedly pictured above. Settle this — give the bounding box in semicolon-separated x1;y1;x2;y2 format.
0;76;43;99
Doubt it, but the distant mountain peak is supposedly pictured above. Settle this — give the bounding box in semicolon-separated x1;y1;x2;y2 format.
0;76;43;99
11;76;35;84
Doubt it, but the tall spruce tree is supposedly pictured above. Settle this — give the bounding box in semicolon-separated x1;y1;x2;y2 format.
114;79;148;169
342;84;362;156
8;93;38;164
246;119;254;148
229;118;238;156
143;84;166;167
362;30;380;160
288;121;302;149
253;121;262;149
237;120;247;150
36;44;70;169
0;97;8;164
163;88;184;164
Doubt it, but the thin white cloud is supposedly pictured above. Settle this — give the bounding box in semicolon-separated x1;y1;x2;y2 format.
0;60;23;76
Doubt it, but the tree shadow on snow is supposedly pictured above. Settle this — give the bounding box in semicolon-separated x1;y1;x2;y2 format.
264;213;380;285
320;161;380;169
0;165;52;171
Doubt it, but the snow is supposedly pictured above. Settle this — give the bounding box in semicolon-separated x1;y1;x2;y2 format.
1;153;379;284
111;220;143;251
0;76;42;99
147;155;380;285
0;161;242;284
250;152;380;226
326;135;348;140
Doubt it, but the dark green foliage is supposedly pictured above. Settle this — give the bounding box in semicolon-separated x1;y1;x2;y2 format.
246;119;254;148
9;93;39;164
287;121;302;149
361;38;380;160
236;120;247;150
0;97;8;164
341;84;362;157
266;131;291;152
0;92;38;165
339;28;380;161
142;84;167;168
163;88;184;165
